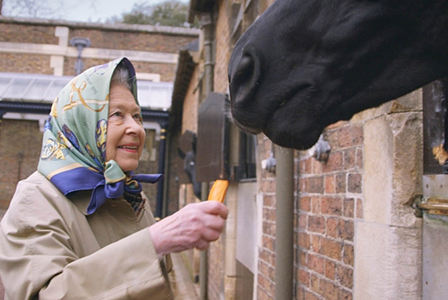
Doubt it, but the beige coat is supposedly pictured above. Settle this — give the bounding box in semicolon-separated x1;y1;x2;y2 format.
0;171;173;300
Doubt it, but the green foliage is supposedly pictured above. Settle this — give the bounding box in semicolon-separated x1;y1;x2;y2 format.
120;0;199;28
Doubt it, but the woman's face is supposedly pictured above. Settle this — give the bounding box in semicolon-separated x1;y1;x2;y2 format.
106;83;145;172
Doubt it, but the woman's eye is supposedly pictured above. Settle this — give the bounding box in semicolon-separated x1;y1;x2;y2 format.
134;114;143;123
111;111;122;118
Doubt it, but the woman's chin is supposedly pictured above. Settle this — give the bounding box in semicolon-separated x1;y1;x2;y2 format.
117;161;139;173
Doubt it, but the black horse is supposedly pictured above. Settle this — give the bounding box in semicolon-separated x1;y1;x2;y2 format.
228;0;448;150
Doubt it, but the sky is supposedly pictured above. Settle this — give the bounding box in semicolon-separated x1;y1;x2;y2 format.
2;0;188;23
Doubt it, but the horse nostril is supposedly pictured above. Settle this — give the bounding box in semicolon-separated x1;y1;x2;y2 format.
229;52;260;105
237;55;255;80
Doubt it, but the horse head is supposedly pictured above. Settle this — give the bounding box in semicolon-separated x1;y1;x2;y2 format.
228;0;448;150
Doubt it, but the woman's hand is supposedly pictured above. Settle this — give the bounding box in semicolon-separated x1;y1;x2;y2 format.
148;201;229;256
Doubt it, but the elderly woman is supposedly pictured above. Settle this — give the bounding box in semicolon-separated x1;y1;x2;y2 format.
0;57;228;299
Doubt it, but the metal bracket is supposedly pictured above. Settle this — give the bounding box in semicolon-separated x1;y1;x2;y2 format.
411;194;424;218
418;197;448;216
308;134;331;163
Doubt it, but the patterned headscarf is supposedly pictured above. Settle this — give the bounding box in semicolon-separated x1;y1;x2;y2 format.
38;57;163;215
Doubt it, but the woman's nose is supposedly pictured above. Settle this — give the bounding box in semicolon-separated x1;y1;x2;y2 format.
125;116;144;134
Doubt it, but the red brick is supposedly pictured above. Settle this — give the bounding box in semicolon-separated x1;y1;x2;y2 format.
308;215;326;234
344;148;356;170
326;217;339;239
299;213;308;229
325;175;336;194
337;264;354;289
262;235;275;252
263;195;276;208
325;259;336;280
320;238;342;260
304;290;321;300
300;158;313;174
298;268;310;286
322;151;343;173
259;248;275;266
296;286;305;300
0;120;42;207
320;279;339;300
340;219;354;241
311;196;321;214
343;243;355;266
337;125;363;148
257;287;273;300
339;288;353;300
263;221;276;236
259;260;275;282
343;198;355;218
300;196;312;212
310;274;320;294
321;197;343;216
336;173;347;193
299;250;307;266
310;234;321;252
308;253;325;274
298;232;311;249
304;176;324;194
348;173;362;193
261;179;276;193
312;159;323;174
263;207;276;222
356;147;363;169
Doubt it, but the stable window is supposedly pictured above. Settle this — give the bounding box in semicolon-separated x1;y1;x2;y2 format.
235;130;257;181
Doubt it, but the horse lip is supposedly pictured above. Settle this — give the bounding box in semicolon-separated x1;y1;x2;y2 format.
230;115;263;135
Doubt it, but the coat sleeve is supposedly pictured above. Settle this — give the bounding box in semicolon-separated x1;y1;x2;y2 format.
0;180;173;300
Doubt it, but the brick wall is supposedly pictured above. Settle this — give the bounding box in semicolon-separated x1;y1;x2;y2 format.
69;28;196;53
0;53;53;74
257;134;277;299
0;119;43;210
0;23;58;44
295;120;363;300
0;19;198;80
62;57;177;81
213;0;232;94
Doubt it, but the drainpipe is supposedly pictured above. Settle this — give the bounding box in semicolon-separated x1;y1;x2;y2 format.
274;145;294;300
162;127;171;218
0;111;5;140
200;11;214;300
155;124;167;220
